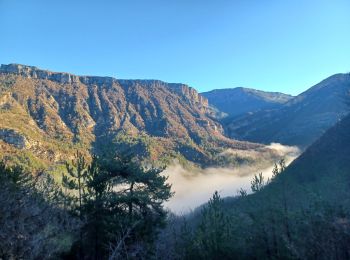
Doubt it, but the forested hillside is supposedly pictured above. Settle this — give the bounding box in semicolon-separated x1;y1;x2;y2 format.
225;73;350;147
202;87;292;118
160;113;350;259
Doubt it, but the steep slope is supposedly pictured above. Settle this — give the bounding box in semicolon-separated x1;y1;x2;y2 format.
182;107;350;260
202;87;292;118
279;111;350;190
0;64;280;170
230;108;350;213
226;73;350;147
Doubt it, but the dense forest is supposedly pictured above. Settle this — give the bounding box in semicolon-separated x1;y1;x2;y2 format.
0;152;172;259
2;109;350;259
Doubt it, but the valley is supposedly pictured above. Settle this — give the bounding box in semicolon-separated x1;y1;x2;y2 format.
164;142;300;213
1;63;349;259
1;63;349;214
0;64;348;179
2;1;350;258
0;64;287;172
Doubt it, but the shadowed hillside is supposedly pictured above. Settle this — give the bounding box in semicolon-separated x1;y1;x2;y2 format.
225;73;350;147
161;112;350;259
202;87;292;118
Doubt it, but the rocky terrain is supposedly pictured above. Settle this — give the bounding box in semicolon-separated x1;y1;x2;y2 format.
0;64;281;171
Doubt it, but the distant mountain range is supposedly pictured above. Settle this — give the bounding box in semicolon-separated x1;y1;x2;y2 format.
222;73;350;147
202;87;293;118
0;64;280;171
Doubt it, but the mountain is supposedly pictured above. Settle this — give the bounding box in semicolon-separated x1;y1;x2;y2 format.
0;64;281;171
202;87;293;118
279;110;350;191
172;111;350;259
180;104;350;260
230;107;350;218
225;73;350;147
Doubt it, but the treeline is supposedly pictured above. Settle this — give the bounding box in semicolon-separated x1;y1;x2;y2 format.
0;153;172;259
0;162;75;258
2;155;350;259
157;160;350;259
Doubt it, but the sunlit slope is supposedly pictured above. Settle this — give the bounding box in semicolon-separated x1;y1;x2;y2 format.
0;64;282;170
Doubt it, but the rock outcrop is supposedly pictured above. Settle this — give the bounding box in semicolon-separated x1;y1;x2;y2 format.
0;64;118;86
0;64;210;107
0;63;276;168
171;84;209;107
0;128;30;149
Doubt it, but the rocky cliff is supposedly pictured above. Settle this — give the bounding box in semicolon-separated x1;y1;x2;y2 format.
0;64;280;170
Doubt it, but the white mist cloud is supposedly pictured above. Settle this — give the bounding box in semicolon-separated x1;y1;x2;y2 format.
163;143;301;215
266;143;300;158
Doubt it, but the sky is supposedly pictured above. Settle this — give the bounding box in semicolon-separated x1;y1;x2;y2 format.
0;0;349;95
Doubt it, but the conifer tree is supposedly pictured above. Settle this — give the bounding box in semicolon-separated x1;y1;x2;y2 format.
251;172;265;192
62;153;173;258
196;191;234;259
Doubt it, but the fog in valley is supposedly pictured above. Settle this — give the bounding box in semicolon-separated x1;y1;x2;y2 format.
164;143;301;214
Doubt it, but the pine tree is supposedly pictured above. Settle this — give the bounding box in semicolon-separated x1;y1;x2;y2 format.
251;172;265;192
0;162;74;259
63;151;88;217
62;153;173;258
104;157;173;257
196;191;234;259
62;151;88;259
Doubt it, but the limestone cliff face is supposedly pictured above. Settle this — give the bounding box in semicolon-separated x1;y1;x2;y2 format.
0;64;221;138
170;84;209;107
0;64;276;168
0;64;117;85
0;64;210;107
0;64;80;84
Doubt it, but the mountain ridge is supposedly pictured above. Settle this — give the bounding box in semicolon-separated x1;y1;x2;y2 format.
0;64;209;106
225;73;350;147
202;87;293;118
0;63;281;171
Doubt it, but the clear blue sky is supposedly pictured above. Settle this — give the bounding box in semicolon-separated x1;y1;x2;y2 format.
1;0;349;95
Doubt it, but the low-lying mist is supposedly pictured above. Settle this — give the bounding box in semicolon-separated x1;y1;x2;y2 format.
163;143;300;214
